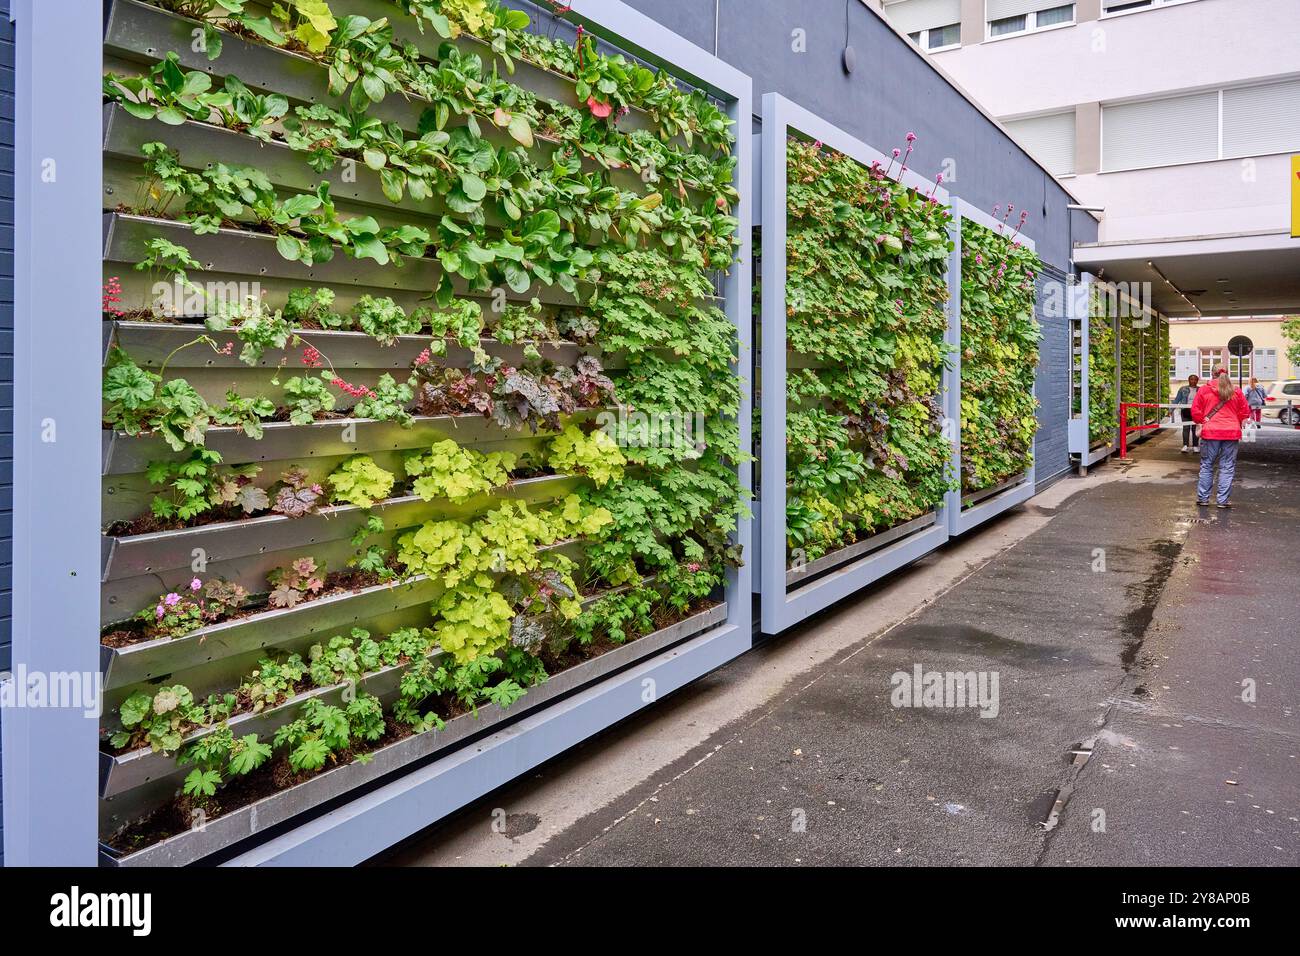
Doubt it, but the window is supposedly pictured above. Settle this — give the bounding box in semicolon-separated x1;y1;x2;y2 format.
1254;348;1278;382
1102;0;1201;15
1283;383;1300;396
1036;4;1075;26
989;14;1027;36
985;1;1075;39
885;0;963;50
1199;350;1219;379
1102;91;1218;171
1228;353;1252;381
1003;111;1076;175
1104;79;1300;172
1221;79;1300;160
927;23;961;49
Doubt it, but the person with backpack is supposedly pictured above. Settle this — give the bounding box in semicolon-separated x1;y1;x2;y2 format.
1191;368;1251;509
1245;377;1268;425
1172;374;1200;452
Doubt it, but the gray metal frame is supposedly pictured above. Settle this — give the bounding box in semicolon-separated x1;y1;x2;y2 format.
2;0;103;865
757;93;952;635
948;198;1038;537
1068;272;1118;470
5;0;752;866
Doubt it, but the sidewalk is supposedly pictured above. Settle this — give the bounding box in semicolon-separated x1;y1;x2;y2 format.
385;429;1300;866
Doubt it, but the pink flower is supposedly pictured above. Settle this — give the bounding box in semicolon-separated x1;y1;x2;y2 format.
906;131;917;143
895;299;904;312
935;173;944;184
686;562;702;573
164;592;181;607
975;254;984;265
190;578;202;591
155;604;166;619
586;96;612;119
892;148;901;159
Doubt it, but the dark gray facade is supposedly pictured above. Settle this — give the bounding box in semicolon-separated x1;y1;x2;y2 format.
0;0;12;866
1035;266;1073;486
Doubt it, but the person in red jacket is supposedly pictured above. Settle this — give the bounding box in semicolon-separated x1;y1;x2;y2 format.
1191;368;1251;508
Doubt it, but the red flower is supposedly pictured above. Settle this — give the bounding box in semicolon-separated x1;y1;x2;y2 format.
586;96;613;119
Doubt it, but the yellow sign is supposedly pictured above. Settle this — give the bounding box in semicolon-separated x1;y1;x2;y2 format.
1293;155;1300;238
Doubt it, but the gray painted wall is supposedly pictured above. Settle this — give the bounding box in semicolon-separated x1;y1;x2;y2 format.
1035;267;1073;486
0;0;12;866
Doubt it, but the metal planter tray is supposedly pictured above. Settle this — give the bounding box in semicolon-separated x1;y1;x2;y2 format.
100;538;589;692
99;602;728;866
102;408;603;477
103;104;443;230
99;573;622;799
105;0;422;132
100;575;442;691
961;472;1029;509
110;320;584;377
102;473;580;583
103;0;671;203
102;212;579;307
785;512;937;588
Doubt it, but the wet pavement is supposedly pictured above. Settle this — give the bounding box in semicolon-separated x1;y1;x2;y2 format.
392;427;1300;867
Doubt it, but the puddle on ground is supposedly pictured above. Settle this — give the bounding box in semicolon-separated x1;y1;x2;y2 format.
1120;537;1183;670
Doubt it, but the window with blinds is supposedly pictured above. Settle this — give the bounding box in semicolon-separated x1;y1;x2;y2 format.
1222;78;1300;159
987;0;1070;20
1101;91;1218;171
1004;112;1076;175
884;0;962;36
1103;79;1300;172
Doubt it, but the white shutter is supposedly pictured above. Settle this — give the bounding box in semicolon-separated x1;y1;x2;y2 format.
1102;92;1219;171
1004;112;1076;175
1254;348;1278;381
1174;349;1198;380
884;0;962;35
1222;79;1300;159
986;0;1066;19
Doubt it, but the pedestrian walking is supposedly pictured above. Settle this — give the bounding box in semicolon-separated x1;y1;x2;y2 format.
1172;374;1200;452
1191;368;1251;509
1245;377;1267;425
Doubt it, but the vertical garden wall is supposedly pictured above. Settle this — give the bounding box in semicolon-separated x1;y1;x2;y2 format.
87;0;751;865
950;201;1040;535
756;94;953;633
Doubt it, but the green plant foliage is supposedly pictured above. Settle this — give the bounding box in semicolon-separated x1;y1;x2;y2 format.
351;373;415;426
959;218;1042;492
779;138;952;561
1087;289;1118;445
328;455;395;508
404;439;515;502
548;424;626;487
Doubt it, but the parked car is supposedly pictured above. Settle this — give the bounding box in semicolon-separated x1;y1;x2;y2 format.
1262;379;1300;425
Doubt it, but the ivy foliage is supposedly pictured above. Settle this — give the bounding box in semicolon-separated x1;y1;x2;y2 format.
959;219;1041;492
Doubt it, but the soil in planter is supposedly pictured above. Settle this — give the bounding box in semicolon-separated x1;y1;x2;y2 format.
100;564;398;648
